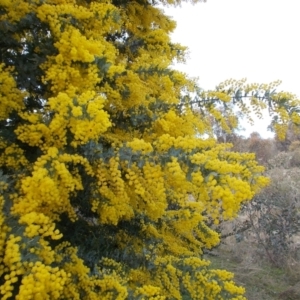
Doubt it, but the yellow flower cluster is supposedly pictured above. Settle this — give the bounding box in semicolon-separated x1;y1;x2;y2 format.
0;184;10;280
194;223;221;250
44;61;101;96
123;250;247;299
183;257;210;269
15;123;54;148
0;0;31;23
134;285;164;298
165;157;192;205
191;171;204;186
13;166;63;217
3;0;123;154
190;153;208;165
223;281;245;296
55;28;103;63
35;1;121;99
155;134;216;153
1;234;22;299
127;138;153;154
12;147;93;222
0;143;28;170
142;162;166;203
124;1;175;36
291;111;300;125
0;64;25;121
1;268;20;300
19;212;62;239
142;223;185;257
155;110;198;137
126;162;166;221
206;158;242;174
69;96;111;147
55;248;129;300
135;255;246;300
195;273;223;300
112;71;151;109
211;269;234;281
159;265;182;299
273;122;288;141
95;158;133;225
3;234;21;270
16;262;68;300
200;174;254;220
16;92;111;149
207;91;232;102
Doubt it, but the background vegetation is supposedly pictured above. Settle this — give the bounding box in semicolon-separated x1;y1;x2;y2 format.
212;131;300;300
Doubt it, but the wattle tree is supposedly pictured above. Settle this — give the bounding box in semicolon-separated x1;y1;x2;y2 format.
1;0;300;299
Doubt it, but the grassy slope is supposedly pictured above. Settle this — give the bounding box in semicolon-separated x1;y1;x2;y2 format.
205;240;300;300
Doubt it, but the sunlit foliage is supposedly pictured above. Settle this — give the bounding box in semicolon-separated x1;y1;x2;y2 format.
1;0;300;299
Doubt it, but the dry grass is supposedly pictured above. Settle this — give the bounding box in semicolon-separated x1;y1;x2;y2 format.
205;239;300;300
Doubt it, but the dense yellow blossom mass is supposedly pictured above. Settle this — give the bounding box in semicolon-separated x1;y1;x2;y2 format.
1;0;300;299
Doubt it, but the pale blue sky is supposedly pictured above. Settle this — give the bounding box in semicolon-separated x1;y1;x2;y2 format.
164;0;300;138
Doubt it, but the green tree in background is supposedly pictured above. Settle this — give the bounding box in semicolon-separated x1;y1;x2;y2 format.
1;0;300;299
